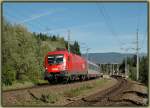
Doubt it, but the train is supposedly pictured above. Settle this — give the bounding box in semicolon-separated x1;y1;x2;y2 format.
44;49;100;83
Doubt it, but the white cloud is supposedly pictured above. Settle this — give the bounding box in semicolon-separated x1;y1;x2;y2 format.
18;9;64;24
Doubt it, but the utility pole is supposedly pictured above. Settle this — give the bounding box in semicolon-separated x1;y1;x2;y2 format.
99;64;101;73
127;64;129;78
106;64;107;74
112;64;114;75
86;48;90;60
111;64;113;75
130;28;140;81
121;47;129;78
109;64;111;75
117;64;119;75
86;48;90;72
125;53;128;78
136;28;139;81
68;30;70;53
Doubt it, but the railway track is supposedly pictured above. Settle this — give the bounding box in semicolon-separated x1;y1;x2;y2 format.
65;76;141;106
3;77;113;106
3;83;50;93
3;78;99;93
3;76;147;106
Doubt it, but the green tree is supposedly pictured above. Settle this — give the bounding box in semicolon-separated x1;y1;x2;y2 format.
120;55;148;86
65;41;81;55
51;35;57;41
139;56;148;85
73;41;81;55
2;19;67;86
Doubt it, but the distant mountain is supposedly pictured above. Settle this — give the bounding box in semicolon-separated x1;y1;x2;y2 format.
82;52;147;64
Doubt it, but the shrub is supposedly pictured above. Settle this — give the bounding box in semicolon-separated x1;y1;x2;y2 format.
129;67;136;81
40;93;59;103
2;65;16;85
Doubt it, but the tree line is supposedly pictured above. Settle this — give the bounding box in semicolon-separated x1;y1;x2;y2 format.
2;19;81;86
119;55;148;86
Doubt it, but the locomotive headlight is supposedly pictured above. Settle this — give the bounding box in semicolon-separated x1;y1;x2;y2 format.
45;67;48;70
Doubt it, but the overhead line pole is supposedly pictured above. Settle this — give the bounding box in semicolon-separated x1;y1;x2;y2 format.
86;48;90;60
121;47;129;78
125;48;130;78
136;5;140;81
131;29;140;81
68;30;70;53
136;28;139;81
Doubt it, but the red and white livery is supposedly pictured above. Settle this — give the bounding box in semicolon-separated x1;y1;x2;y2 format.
44;49;100;83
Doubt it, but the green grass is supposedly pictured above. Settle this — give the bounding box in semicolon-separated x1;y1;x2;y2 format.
2;81;35;91
3;78;110;106
63;84;93;98
40;93;59;103
2;79;48;91
36;79;48;85
94;78;107;86
63;78;107;98
30;79;108;104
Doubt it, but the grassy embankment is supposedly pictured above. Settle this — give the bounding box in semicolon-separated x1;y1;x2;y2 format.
2;80;48;91
2;20;66;90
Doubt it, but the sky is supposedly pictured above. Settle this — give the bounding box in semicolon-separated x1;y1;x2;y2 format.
3;2;148;54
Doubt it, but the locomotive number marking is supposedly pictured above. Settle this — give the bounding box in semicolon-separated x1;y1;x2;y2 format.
52;68;58;70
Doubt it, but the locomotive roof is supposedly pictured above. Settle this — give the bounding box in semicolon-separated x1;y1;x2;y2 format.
47;50;84;58
47;50;86;61
87;60;99;67
47;50;69;55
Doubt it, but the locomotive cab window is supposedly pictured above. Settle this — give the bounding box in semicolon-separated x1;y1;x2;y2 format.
48;54;64;64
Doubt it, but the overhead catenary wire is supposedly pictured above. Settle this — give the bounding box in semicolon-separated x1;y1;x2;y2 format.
96;4;124;48
129;5;141;81
139;23;147;50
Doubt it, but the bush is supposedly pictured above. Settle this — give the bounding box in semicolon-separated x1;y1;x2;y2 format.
2;19;81;87
2;65;16;85
40;93;59;103
139;56;148;85
129;67;136;81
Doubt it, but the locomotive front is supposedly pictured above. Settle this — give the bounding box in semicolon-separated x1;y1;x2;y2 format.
44;51;68;82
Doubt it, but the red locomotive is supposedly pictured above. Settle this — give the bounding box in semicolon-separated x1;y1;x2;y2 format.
44;49;100;83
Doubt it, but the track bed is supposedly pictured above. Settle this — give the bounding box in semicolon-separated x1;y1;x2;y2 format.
2;77;148;107
65;77;148;107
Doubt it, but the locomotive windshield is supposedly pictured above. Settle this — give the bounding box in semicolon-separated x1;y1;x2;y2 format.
48;54;64;65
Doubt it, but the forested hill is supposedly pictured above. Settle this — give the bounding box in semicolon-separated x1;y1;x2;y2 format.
2;20;80;86
82;52;147;64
